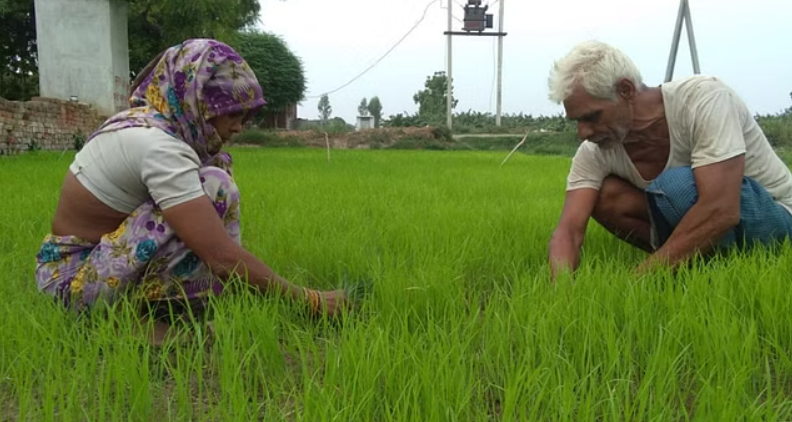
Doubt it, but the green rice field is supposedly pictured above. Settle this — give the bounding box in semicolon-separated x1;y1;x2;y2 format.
3;148;792;421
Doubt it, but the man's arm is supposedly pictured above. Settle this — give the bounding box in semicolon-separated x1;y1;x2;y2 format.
549;188;599;280
639;84;749;272
639;154;744;271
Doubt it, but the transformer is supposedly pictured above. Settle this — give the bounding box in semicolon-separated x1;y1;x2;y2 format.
462;0;493;32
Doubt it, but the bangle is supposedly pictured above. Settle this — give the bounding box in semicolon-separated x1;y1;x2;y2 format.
303;287;321;314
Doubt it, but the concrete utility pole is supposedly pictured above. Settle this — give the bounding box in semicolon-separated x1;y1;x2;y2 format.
443;0;508;131
446;0;454;130
495;0;505;127
665;0;701;82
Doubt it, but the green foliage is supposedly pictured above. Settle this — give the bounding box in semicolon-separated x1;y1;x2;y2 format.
413;71;457;126
754;96;792;148
317;94;332;124
383;112;426;128
233;129;304;147
453;132;579;156
26;139;40;152
7;150;792;420
0;0;38;100
72;132;86;152
788;91;792;115
756;113;792;148
385;109;574;135
432;125;452;142
303;117;353;134
358;97;369;117
231;30;305;113
367;96;383;128
127;0;261;76
0;0;262;100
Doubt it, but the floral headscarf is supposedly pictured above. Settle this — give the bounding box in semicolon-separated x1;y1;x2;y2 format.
87;38;266;170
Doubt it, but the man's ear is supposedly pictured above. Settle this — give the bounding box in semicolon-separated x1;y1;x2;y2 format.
616;78;636;100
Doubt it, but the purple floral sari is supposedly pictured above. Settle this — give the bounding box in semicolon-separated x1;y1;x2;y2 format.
35;39;266;313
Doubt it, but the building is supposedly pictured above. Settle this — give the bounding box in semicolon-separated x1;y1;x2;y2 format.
356;116;374;131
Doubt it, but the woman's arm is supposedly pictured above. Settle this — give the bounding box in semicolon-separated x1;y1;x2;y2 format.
162;195;348;315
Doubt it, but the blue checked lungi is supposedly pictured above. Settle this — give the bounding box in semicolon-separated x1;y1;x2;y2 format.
645;166;792;251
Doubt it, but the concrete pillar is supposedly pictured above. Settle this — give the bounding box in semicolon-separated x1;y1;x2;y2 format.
34;0;130;117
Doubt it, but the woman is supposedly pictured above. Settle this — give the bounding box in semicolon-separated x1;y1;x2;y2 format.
35;39;347;341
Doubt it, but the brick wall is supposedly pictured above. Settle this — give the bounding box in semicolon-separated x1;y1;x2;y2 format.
0;97;107;155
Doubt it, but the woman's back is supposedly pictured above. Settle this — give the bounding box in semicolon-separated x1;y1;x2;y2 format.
53;126;205;243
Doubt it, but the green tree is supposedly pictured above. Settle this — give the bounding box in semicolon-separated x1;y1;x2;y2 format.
231;30;305;114
787;91;792;115
413;71;457;125
127;0;261;76
0;0;262;100
367;96;383;128
0;0;38;100
358;97;369;117
318;94;332;124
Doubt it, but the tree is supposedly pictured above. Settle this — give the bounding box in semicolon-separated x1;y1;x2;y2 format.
0;0;262;100
358;97;369;117
413;71;457;126
367;96;383;128
0;0;38;100
231;30;306;114
787;91;792;115
127;0;261;77
318;94;332;124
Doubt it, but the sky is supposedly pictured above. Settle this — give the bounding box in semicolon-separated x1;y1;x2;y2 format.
255;0;792;124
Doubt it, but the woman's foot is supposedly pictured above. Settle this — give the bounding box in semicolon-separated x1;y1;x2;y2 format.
136;315;186;347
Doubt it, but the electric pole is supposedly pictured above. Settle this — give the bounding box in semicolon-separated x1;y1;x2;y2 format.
665;0;700;82
447;0;453;129
496;0;505;127
444;0;507;131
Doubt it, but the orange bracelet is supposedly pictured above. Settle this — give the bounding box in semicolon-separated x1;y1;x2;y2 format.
303;288;321;314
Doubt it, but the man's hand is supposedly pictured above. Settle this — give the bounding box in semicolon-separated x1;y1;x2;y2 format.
641;155;744;270
549;188;599;281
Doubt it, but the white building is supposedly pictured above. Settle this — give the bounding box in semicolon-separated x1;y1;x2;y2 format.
356;116;374;131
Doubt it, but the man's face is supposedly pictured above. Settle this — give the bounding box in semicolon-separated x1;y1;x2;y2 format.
563;82;633;149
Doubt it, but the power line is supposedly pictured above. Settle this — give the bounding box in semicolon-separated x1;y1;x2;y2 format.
441;1;465;23
305;0;440;99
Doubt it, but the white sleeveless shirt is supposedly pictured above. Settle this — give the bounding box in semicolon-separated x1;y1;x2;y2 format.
69;127;206;213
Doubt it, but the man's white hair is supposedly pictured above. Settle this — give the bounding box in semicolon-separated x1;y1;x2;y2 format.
547;40;644;104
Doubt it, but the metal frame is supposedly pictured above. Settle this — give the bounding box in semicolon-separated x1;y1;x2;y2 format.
443;31;508;37
665;0;701;82
445;0;507;130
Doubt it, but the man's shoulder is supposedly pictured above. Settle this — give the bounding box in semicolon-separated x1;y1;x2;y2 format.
662;75;735;104
572;140;599;159
573;140;621;161
571;141;623;169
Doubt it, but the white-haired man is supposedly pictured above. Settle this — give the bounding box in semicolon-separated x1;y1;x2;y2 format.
547;40;792;278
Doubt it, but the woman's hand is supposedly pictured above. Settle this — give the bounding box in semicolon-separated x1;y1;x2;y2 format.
304;288;351;317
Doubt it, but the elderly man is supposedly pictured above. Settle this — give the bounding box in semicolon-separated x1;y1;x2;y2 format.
547;40;792;278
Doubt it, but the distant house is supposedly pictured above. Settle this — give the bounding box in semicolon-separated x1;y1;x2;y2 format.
356;116;374;131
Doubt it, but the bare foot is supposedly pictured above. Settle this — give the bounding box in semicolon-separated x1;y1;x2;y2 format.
136;315;184;347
